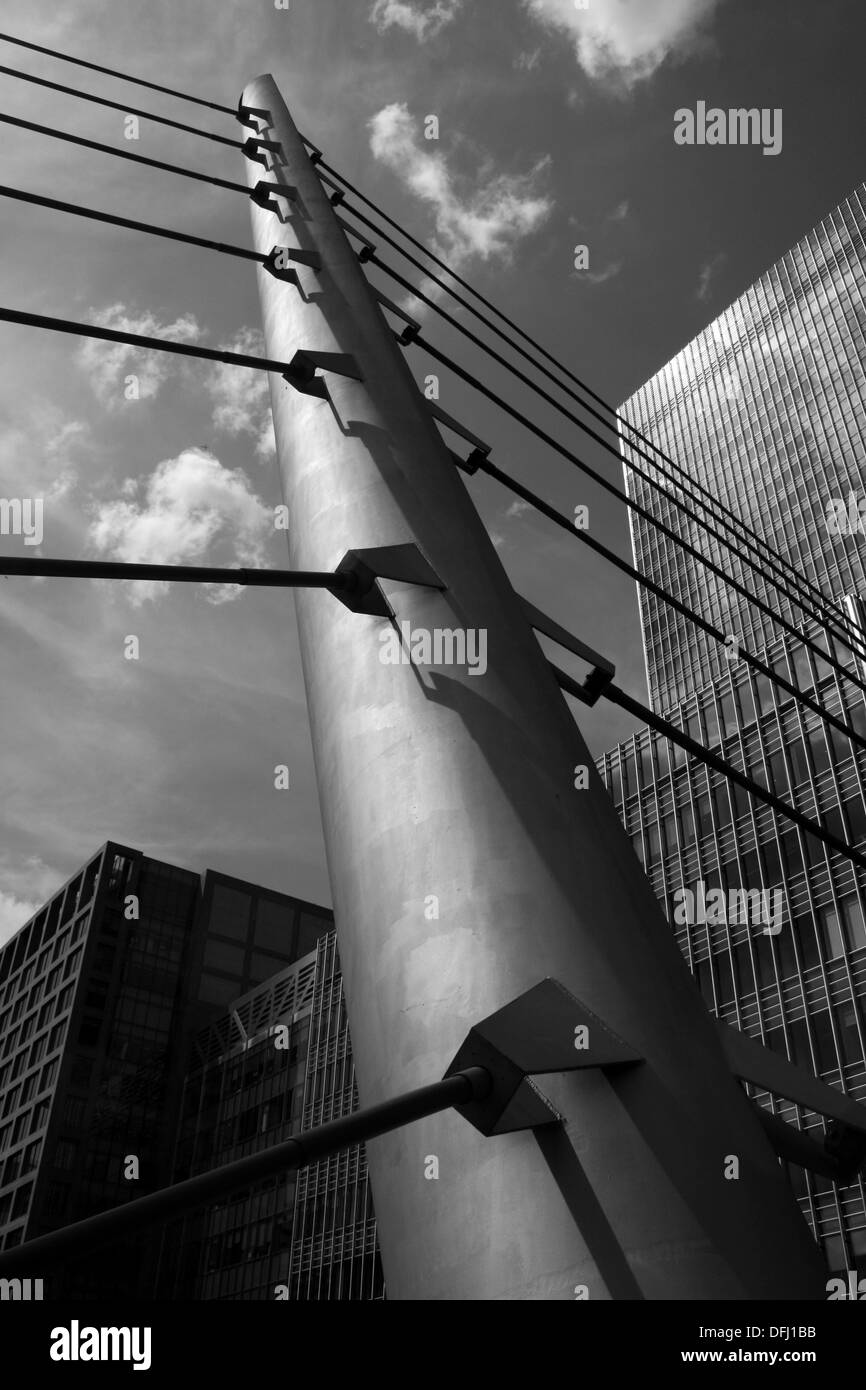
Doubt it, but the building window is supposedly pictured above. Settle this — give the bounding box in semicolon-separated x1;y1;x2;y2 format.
818;905;844;960
208;886;251;943
248;952;286;986
198;973;241;1007
62;1095;86;1128
840;896;866;953
11;1183;32;1220
837;1002;864;1067
203;939;245;976
22;1139;41;1173
811;1012;839;1074
43;1181;69;1219
53;1138;80;1172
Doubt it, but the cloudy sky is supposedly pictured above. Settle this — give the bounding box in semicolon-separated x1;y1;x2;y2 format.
0;0;863;943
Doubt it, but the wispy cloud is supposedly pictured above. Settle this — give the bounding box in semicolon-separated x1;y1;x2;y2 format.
205;327;276;461
370;0;463;41
0;888;40;949
87;448;272;606
608;199;630;222
574;260;623;286
522;0;728;90
696;251;728;302
75;304;201;408
369;103;552;277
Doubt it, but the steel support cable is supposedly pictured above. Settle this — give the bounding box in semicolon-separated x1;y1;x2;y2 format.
0;63;242;146
0;1068;492;1274
366;244;866;669
1;107;849;667
4;42;863;694
0;183;263;262
0;557;362;591
0;111;248;193
464;453;866;757
0;304;309;376
0;31;315;145
0;25;844;644
419;330;866;707
346;201;866;668
549;661;866;874
0;30;236;116
323;166;842;634
4;28;846;663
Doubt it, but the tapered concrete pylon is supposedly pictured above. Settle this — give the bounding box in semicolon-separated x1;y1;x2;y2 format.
243;74;825;1300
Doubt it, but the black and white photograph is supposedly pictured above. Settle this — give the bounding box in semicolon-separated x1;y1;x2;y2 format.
0;0;864;1358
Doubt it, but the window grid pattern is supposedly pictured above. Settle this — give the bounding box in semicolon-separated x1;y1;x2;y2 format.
0;848;104;1250
620;186;866;717
598;624;866;1272
160;932;383;1301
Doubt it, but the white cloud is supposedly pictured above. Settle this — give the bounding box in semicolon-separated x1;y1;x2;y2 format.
205;327;276;461
696;251;727;302
369;103;552;275
522;0;727;89
505;498;533;519
582;260;623;286
0;410;89;499
609;199;630;222
0;889;39;949
87;448;272;606
75;304;201;408
370;0;463;41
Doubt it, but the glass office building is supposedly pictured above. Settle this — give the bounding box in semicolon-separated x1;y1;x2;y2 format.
0;844;344;1297
601;183;866;1276
0;843;202;1295
160;928;384;1300
620;184;866;715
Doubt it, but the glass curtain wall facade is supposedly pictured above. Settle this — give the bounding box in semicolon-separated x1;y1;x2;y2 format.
0;846;335;1297
0;844;202;1296
597;625;866;1275
602;183;866;1278
287;929;383;1300
159;929;384;1300
620;184;866;716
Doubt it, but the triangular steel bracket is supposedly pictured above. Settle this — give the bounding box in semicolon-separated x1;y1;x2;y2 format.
263;247;323;287
251;181;300;214
263;254;300;289
281;368;328;400
290;349;363;383
337;217;377;262
332;544;445;618
443;978;643;1137
236;100;271;130
449;448;488;477
428;401;491;462
520;598;616;707
242;136;285;167
281;247;322;271
489;1078;561;1135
